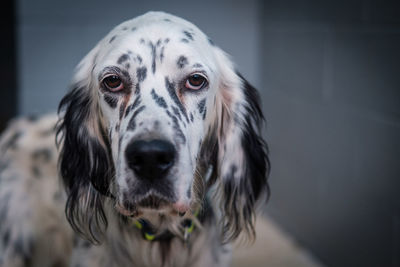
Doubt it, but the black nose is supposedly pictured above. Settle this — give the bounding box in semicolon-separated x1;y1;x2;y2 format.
125;140;176;180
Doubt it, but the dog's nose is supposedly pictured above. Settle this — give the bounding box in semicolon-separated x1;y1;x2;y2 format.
125;140;176;180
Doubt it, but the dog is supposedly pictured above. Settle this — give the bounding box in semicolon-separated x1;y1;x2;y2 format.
0;11;270;267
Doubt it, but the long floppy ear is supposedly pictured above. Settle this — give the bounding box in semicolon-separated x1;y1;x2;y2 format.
56;45;114;243
209;47;270;242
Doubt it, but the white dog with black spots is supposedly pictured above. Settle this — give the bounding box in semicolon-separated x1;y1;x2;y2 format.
0;12;270;267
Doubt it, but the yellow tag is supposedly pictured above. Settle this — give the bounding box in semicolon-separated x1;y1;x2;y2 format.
134;220;143;230
144;232;155;241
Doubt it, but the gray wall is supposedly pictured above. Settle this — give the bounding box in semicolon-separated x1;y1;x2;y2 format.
261;1;400;267
17;0;260;115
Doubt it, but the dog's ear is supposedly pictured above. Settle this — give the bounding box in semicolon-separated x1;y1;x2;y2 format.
56;44;113;243
207;47;270;242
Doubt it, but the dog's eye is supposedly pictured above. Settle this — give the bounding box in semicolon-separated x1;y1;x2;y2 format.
185;74;207;90
103;75;123;91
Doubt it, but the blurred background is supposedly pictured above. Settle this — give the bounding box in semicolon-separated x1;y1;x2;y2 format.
1;0;400;266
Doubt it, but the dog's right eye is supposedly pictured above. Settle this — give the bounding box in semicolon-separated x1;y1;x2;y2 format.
103;75;123;92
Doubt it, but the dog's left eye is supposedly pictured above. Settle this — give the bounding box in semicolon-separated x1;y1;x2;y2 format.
185;74;207;90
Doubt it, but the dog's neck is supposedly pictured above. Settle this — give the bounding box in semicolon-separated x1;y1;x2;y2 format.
93;197;219;267
131;212;198;242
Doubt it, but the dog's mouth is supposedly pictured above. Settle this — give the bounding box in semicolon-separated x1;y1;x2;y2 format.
137;195;170;209
116;194;174;217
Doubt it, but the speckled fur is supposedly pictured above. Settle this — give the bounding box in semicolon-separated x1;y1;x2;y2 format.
0;12;269;267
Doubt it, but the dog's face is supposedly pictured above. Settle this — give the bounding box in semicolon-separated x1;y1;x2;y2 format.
58;12;269;242
93;18;217;215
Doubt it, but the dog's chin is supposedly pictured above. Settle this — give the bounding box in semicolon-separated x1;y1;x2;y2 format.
116;195;176;217
137;195;171;211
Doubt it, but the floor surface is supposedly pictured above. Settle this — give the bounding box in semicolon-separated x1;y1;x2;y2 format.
232;216;325;267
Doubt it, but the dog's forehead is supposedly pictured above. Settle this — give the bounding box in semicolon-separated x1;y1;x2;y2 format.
115;11;203;39
96;13;214;68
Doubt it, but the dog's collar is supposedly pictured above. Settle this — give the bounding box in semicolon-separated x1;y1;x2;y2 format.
133;209;199;242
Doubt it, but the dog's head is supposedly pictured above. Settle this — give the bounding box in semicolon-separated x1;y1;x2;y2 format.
57;11;269;243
